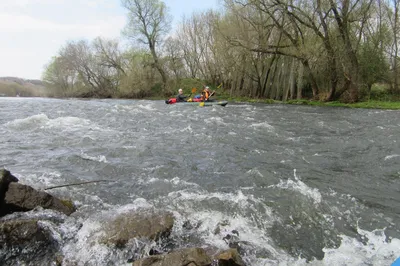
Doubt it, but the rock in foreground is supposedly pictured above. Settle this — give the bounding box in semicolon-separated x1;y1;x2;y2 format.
3;182;75;216
101;211;174;248
132;247;212;266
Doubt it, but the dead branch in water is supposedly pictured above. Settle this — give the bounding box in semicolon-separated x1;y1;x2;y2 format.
44;180;112;190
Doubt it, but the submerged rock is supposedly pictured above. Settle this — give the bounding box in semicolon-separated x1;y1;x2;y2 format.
3;182;76;216
0;219;59;265
101;211;174;248
132;247;212;266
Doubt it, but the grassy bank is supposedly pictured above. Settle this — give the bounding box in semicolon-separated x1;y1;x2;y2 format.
283;99;400;110
219;98;400;110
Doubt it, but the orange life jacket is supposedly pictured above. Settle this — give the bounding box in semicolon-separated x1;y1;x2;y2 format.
202;90;210;100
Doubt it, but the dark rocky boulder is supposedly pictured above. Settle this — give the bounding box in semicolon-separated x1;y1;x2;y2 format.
101;211;174;248
131;247;246;266
3;182;75;216
0;219;59;265
132;247;212;266
0;219;49;247
214;248;245;266
0;169;18;212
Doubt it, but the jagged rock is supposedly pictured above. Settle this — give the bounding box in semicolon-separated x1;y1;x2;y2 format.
0;219;47;247
0;219;59;265
132;247;212;266
0;169;19;214
3;182;75;216
214;248;245;266
101;211;174;248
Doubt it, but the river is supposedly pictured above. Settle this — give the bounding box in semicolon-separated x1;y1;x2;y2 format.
0;97;399;265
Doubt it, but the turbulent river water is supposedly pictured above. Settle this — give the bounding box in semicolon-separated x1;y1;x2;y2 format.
0;97;399;265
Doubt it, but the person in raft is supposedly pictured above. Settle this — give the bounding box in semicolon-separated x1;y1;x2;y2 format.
201;86;215;102
176;88;187;102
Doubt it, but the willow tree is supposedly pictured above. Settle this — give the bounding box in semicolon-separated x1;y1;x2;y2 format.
121;0;171;91
42;56;77;96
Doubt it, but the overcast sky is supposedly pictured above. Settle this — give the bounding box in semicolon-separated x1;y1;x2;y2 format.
0;0;219;80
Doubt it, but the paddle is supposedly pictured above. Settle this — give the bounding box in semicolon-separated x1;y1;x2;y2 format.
190;87;197;97
187;88;197;102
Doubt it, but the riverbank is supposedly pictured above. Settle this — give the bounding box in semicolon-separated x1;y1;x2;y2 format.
158;94;400;110
286;99;400;110
254;99;400;110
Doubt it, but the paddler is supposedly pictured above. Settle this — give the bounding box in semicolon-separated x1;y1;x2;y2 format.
201;86;215;102
176;88;187;102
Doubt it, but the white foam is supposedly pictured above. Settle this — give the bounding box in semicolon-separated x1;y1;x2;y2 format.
204;117;228;125
273;169;322;205
170;177;199;188
79;152;108;163
179;125;193;133
302;156;311;164
62;199;154;265
250;122;275;131
137;104;156;111
115;198;154;214
62;219;110;265
246;168;264;177
5;113;108;134
167;189;273;218
385;154;400;161
46;116;92;129
319;227;400;266
5;113;49;129
14;171;63;190
177;210;278;250
136;175;200;189
252;149;265;154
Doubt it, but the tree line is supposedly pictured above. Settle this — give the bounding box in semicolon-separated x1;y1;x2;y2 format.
43;0;400;103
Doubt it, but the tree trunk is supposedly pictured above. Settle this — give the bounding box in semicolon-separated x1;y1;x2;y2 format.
393;0;399;93
149;42;167;91
289;58;296;100
297;62;303;100
302;59;319;99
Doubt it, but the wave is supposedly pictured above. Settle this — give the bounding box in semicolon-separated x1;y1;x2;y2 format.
385;154;400;161
271;169;322;205
204;116;229;126
4;113;106;133
250;122;275;131
320;227;400;266
79;152;108;163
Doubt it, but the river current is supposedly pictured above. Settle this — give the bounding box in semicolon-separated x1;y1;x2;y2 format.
0;97;399;265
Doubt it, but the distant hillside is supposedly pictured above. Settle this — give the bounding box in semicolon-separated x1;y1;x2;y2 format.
0;76;48;97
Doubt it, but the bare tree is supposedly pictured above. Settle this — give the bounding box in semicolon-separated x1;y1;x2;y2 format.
121;0;171;91
163;37;185;81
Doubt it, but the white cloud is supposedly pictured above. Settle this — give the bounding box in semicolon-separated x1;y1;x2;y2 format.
0;0;127;79
0;0;64;9
0;13;126;39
